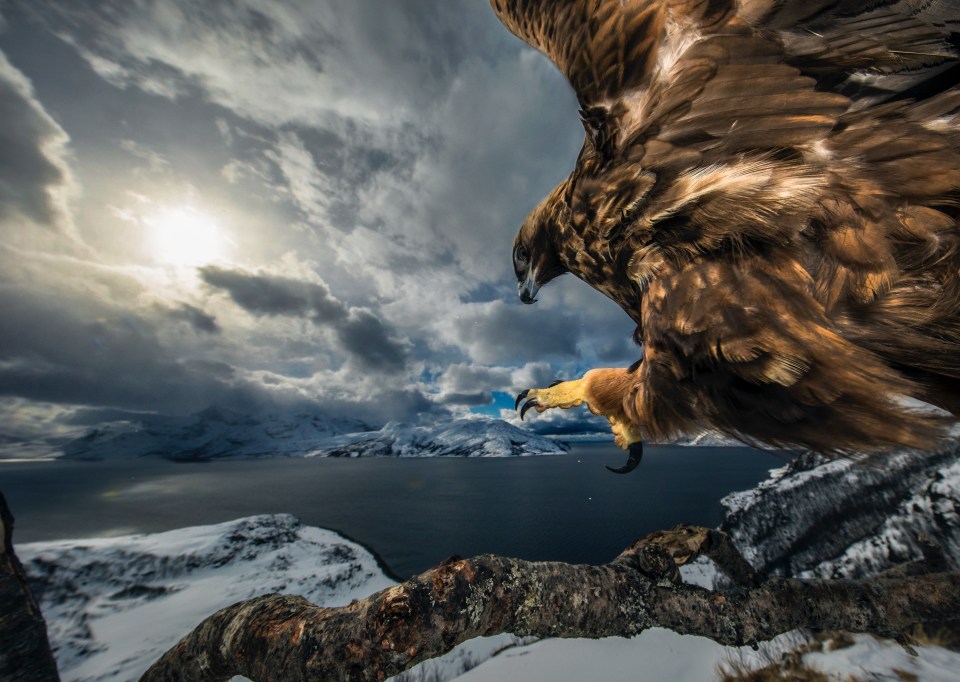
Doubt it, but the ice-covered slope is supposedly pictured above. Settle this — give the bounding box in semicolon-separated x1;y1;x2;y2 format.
317;419;567;458
60;408;566;460
720;445;960;578
18;516;528;682
62;406;368;460
20;515;394;681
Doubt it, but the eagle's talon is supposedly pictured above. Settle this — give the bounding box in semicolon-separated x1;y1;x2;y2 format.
514;389;530;411
520;398;541;420
606;440;644;475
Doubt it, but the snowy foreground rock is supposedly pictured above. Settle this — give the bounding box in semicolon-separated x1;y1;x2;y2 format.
19;443;960;681
58;407;566;460
19;516;391;681
18;515;517;682
464;442;960;682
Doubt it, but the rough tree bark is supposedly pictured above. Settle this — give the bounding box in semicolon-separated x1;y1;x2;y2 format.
0;492;61;682
140;525;960;682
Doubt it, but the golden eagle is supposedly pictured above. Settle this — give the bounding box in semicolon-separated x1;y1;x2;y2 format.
497;0;960;472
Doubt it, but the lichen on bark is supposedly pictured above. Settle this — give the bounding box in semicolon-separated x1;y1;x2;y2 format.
139;524;960;682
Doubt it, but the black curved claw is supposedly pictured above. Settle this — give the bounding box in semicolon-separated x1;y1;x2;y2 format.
514;389;530;411
606;441;644;475
520;398;540;420
548;379;563;387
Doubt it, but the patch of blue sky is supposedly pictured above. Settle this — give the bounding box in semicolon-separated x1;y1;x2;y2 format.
470;391;515;417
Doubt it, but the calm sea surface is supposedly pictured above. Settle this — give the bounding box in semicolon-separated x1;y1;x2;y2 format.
1;443;783;579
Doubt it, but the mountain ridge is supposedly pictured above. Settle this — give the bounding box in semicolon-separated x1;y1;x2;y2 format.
59;407;567;460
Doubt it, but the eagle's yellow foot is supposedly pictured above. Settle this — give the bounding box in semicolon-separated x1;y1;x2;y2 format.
515;369;646;475
514;378;586;419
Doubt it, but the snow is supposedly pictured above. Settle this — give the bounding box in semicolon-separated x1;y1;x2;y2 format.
315;419;567;458
455;631;739;682
803;635;960;681
17;515;530;682
801;457;960;579
453;628;960;682
18;507;960;682
60;406;367;460
19;515;396;681
52;407;565;460
456;628;960;682
455;631;960;682
719;445;960;577
678;556;720;589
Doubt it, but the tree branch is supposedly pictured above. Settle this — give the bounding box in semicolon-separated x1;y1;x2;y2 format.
140;525;960;682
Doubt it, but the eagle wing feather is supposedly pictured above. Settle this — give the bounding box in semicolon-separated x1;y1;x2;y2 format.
496;0;960;455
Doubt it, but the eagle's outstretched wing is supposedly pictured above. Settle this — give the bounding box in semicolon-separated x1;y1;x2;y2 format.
499;0;960;459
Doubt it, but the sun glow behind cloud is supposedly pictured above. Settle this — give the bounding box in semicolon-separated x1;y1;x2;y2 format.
0;0;629;434
145;206;229;267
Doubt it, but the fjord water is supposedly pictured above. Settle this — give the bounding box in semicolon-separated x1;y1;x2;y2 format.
2;443;781;579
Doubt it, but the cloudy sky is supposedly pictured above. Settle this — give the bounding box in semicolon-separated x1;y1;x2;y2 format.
0;0;640;442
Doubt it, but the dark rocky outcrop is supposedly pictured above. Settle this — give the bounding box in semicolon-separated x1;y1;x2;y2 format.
0;492;60;681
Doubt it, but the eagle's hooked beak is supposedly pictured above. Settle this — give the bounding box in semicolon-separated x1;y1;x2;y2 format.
518;267;540;304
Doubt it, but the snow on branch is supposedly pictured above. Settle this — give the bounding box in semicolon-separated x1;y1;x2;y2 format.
139;524;960;682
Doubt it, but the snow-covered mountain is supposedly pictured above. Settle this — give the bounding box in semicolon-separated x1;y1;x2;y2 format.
19;515;393;681
59;408;566;460
61;406;368;460
17;515;523;682
317;419;567;458
720;444;960;579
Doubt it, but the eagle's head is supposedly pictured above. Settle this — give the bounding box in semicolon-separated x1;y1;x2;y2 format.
513;182;570;304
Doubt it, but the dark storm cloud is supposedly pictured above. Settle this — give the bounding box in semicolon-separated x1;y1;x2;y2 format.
450;302;581;365
200;266;347;322
64;406;161;426
200;266;408;372
336;309;408;372
0;50;74;232
0;289;239;412
437;391;491;406
11;0;494;125
0;269;443;425
163;303;220;334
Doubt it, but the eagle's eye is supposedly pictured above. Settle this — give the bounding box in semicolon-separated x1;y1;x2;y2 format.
514;244;529;265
